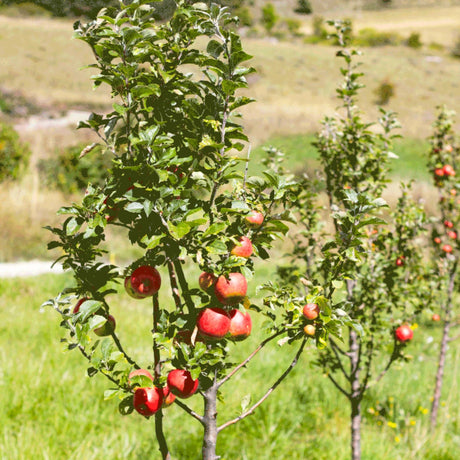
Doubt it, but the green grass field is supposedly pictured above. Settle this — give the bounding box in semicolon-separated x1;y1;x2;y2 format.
0;273;459;459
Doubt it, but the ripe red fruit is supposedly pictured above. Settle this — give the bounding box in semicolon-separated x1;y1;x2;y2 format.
434;168;445;177
73;297;89;314
304;324;316;337
231;236;253;258
214;273;248;305
448;231;457;239
444;220;454;228
395;256;405;267
442;244;453;253
228;309;252;341
432;314;441;322
443;164;455;176
128;369;154;386
450;189;457;196
162;385;176;407
133;387;163;416
434;237;441;244
125;265;161;298
302;303;320;320
167;369;199;399
94;314;116;336
395;325;413;342
197;307;231;340
198;272;216;292
245;210;264;228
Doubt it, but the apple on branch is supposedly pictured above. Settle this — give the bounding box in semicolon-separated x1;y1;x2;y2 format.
133;387;163;416
230;236;253;258
125;265;161;299
197;307;231;340
303;303;320;320
167;369;199;399
245;210;264;228
227;309;252;341
395;325;413;342
214;273;248;306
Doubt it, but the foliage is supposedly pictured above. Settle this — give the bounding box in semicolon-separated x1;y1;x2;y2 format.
452;33;460;59
354;27;402;47
294;0;313;15
0;122;31;183
283;17;303;37
406;32;422;49
274;21;427;460
374;78;395;105
42;2;334;458
0;1;51;17
261;2;278;34
38;144;112;194
234;6;253;27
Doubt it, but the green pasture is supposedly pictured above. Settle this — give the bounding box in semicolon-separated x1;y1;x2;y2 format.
0;273;458;459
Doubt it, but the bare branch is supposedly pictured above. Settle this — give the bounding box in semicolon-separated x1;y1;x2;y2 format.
327;372;351;399
217;330;283;388
174;399;204;424
167;259;182;311
217;337;307;432
330;338;351;357
173;259;196;314
330;340;351;380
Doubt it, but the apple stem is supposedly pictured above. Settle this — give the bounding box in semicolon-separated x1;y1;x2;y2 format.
430;261;457;429
217;337;307;433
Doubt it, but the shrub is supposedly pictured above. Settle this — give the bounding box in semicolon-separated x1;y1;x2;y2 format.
38;144;112;194
294;0;313;15
0;1;51;17
312;15;327;39
354;27;402;47
452;33;460;59
283;17;303;37
374;79;395;105
234;6;253;27
261;2;278;34
0;122;30;183
406;32;422;49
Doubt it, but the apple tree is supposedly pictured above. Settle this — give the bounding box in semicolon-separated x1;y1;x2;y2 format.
40;2;339;459
426;106;460;429
270;21;427;460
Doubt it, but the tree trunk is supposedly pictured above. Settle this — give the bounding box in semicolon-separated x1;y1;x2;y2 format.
349;329;362;460
350;398;361;460
430;317;451;429
202;384;219;460
155;410;171;460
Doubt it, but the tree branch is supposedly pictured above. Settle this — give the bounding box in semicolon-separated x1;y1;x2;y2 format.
167;258;182;311
173;259;196;313
330;340;351;380
327;372;351;399
217;337;307;432
217;330;283;388
174;399;204;424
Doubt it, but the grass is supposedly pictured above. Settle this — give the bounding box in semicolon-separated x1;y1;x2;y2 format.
0;272;459;459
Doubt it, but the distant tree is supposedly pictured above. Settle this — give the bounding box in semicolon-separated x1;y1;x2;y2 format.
261;3;278;34
295;0;313;15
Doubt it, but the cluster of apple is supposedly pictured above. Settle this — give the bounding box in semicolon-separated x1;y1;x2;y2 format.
433;219;457;254
302;303;320;337
115;210;264;417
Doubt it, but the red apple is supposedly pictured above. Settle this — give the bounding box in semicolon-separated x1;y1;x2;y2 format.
432;314;441;322
304;324;316;337
434;168;445;177
198;272;216;292
231;236;253;258
395;325;413;342
197;307;231;340
125;265;161;298
214;273;248;305
448;231;457;239
434;237;441;244
443;164;455;176
228;309;252;341
162;385;176;407
133;387;163;416
128;369;154;386
167;369;199;399
444;220;454;228
303;303;320;320
451;189;457;196
73;297;89;314
442;244;453;253
395;256;405;267
94;314;116;336
245;210;264;228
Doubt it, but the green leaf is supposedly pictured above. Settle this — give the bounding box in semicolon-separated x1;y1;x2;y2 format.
203;222;226;237
77;300;103;323
168;222;191;239
125;202;144;213
66;218;80;236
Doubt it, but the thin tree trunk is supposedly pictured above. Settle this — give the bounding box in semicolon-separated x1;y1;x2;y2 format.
430;315;452;429
202;382;219;460
155;410;171;460
430;266;456;429
349;329;361;460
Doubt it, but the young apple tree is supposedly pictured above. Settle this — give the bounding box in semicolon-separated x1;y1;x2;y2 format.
41;2;336;459
426;107;460;429
272;21;427;460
